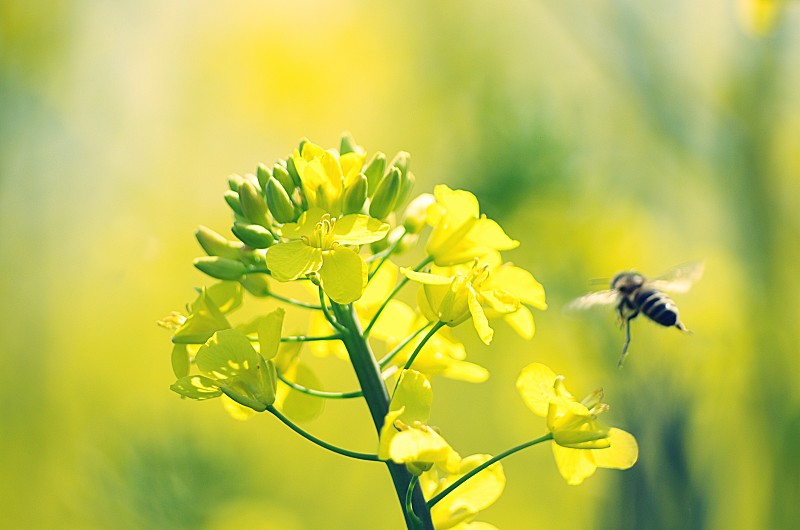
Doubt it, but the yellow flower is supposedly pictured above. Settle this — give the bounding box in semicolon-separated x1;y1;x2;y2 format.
378;370;460;474
402;260;520;345
432;251;547;340
170;327;278;413
420;454;505;530
266;208;389;304
425;185;518;266
291;141;365;216
516;363;638;485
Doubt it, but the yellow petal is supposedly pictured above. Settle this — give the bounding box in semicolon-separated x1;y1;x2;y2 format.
257;308;285;360
504;307;535;339
318;246;367;304
516;363;558;416
468;218;519;251
592;428;639;470
490;264;547;309
388;428;456;467
333;214;390;245
552;443;597;485
221;394;257;421
389;370;432;422
266;241;323;281
308;312;348;359
360;260;398;309
467;288;493;345
369;300;417;345
402;268;454;286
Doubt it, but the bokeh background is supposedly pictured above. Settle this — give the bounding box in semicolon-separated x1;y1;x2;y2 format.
2;1;799;528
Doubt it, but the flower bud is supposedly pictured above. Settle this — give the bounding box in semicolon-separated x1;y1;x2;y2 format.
363;152;386;197
272;163;295;195
240;272;271;297
228;174;244;192
231;223;275;249
285;155;302;188
395;170;415;211
339;131;360;155
343;173;368;214
193;256;247;281
239;181;271;227
266;176;297;223
402;193;435;234
195;226;242;260
224;190;244;216
388;151;410;179
369;167;401;220
256;163;272;191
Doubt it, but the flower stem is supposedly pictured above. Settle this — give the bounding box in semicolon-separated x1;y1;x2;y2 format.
368;228;407;279
401;321;446;372
406;475;424;530
277;372;364;399
330;302;434;530
266;405;382;461
426;433;554;509
364;255;433;337
379;322;433;368
319;287;347;333
267;292;323;310
280;334;342;342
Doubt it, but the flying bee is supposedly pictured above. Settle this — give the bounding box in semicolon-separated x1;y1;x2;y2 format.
566;261;704;367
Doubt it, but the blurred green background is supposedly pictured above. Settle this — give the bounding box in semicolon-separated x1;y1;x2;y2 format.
2;1;799;528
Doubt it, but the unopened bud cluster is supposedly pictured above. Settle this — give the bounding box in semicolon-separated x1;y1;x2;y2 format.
192;133;419;292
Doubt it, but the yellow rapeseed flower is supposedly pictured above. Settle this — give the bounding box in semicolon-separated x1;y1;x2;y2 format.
516;363;638;485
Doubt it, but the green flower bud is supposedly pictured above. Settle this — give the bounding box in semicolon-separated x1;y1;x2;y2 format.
193;256;247;281
240;272;271;297
342;173;368;214
228;174;244;192
402;193;435;234
388;151;410;179
256;163;272;191
266;176;297;223
369;167;401;219
232;223;275;249
195;225;242;260
239;181;271;227
395;170;415;210
272;163;295;195
339;131;360;155
285;156;302;188
224;190;244;216
364;152;386;197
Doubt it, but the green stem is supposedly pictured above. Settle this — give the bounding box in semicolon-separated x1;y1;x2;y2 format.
426;433;554;509
277;372;364;399
319;287;347;333
330;302;434;530
364;255;433;337
267;292;322;310
281;334;341;343
406;475;423;530
267;405;381;461
379;322;433;368
368;229;407;279
390;321;445;399
401;321;445;372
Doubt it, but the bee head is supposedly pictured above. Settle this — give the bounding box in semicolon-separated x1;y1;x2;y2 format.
611;272;645;294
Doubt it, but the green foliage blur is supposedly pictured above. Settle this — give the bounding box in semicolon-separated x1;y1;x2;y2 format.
2;1;799;528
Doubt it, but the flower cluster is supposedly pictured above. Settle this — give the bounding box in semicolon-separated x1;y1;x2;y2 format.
160;133;639;529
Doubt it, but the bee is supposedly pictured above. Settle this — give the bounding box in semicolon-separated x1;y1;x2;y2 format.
566;261;704;367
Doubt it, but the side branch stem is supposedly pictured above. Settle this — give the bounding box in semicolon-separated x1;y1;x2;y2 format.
426;433;554;509
266;405;381;461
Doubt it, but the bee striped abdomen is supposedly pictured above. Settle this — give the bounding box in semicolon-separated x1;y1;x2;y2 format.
634;289;679;327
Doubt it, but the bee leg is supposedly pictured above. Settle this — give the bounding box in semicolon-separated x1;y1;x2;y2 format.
676;320;692;334
617;318;632;368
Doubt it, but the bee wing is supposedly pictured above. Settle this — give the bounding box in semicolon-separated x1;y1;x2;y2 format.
564;290;619;313
649;261;705;293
